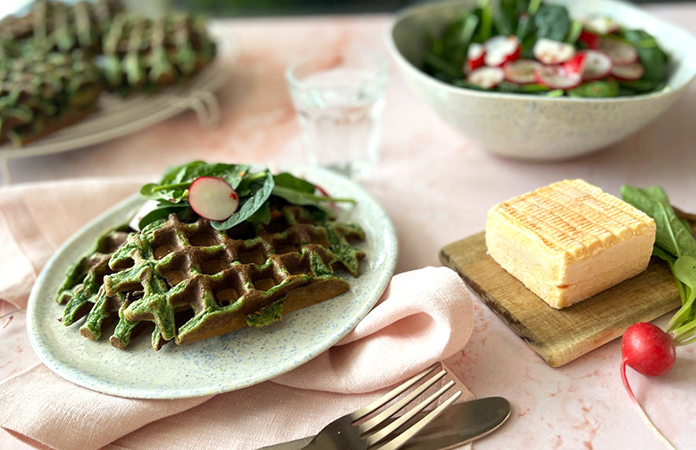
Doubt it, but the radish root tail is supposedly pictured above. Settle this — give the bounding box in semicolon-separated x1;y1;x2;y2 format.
620;359;677;450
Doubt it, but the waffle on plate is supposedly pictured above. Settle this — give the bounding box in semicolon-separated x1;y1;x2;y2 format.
0;0;217;146
56;166;366;351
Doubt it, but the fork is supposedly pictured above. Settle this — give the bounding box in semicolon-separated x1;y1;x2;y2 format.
302;362;462;450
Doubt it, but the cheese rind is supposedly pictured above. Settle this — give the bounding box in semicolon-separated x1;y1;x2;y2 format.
485;179;656;309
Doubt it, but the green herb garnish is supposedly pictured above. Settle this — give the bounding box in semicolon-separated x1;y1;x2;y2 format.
138;161;355;230
621;185;696;346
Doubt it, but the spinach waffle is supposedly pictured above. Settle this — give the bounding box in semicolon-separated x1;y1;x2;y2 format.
56;204;366;350
0;0;216;147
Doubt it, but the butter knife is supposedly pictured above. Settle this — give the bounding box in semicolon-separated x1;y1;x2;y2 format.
257;396;510;450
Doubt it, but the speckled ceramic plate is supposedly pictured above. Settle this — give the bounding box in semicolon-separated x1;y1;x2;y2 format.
26;167;397;399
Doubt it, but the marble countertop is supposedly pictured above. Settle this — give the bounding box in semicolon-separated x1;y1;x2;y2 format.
2;3;696;449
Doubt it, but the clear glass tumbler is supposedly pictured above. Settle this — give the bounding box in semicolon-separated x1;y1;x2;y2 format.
286;53;388;180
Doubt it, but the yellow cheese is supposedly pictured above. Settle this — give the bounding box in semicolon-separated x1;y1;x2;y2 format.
485;179;656;309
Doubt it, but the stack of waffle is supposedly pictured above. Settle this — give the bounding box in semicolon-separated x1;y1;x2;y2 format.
0;0;216;147
0;0;122;52
57;205;366;350
0;49;104;146
101;11;217;92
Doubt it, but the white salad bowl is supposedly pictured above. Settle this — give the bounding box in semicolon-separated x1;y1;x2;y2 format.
388;0;696;161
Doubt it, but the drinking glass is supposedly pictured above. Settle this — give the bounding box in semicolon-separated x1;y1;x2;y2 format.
286;52;388;180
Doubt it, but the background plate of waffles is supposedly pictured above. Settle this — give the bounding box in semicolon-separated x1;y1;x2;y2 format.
0;0;236;183
26;166;397;399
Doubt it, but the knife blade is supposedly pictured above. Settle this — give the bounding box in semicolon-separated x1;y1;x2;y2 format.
256;396;510;450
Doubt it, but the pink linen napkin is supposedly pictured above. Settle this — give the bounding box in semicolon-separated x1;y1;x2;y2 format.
0;178;476;450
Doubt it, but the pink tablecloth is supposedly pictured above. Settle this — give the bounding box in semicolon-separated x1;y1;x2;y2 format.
2;3;696;449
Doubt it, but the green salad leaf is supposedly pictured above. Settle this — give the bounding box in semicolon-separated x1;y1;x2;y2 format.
211;169;275;230
421;0;669;97
621;29;668;82
622;184;696;346
534;4;570;42
567;79;620;98
137;161;356;231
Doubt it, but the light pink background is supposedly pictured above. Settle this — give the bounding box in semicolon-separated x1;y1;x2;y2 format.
2;3;696;449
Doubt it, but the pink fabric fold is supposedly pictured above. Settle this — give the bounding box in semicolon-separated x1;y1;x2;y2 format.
0;178;476;450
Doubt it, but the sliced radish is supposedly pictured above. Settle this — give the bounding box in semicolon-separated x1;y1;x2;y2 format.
578;30;600;50
483;35;520;67
466;66;505;89
533;38;576;65
611;62;644;81
188;176;240;222
466;43;486;73
579;50;613;81
563;53;587;75
600;38;638;66
583;17;620;35
534;65;582;90
504;59;541;84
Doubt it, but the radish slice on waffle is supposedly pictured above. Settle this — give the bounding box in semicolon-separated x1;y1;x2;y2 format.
467;66;505;89
189;177;240;221
533;38;576;65
504;59;541;84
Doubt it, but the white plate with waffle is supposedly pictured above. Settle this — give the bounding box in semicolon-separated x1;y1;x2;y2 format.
26;166;397;399
0;33;238;185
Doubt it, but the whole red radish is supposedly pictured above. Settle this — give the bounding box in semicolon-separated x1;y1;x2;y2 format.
622;322;676;376
188;176;240;221
620;322;677;449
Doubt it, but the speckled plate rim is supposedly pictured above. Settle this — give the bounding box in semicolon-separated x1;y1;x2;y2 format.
26;166;397;399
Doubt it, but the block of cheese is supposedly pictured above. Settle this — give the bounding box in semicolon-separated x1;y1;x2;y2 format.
485;179;656;309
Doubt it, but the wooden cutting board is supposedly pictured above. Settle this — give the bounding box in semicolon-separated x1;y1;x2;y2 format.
440;232;681;367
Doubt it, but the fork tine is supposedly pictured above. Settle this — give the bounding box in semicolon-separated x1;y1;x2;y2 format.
376;390;463;450
352;362;440;421
364;380;456;446
359;370;447;433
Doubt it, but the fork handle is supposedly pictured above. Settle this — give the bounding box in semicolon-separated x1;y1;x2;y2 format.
302;432;366;450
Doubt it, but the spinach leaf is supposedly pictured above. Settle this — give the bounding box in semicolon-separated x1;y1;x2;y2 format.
423;52;462;81
622;29;668;82
273;172;316;193
534;4;571;42
211;170;275;230
472;2;494;43
567;79;619;98
619;79;665;94
138;204;194;230
621;185;696;259
271;185;336;219
452;80;490;91
141;162;249;203
670;256;696;321
565;20;583;44
245;200;272;225
516;12;537;45
496;82;549;94
622;185;696;345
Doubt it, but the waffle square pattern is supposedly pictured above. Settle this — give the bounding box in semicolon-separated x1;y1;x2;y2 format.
57;205;365;350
